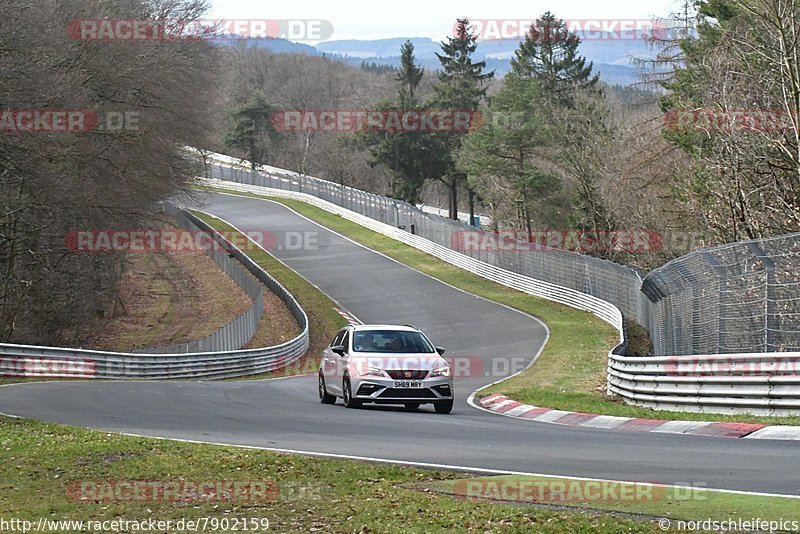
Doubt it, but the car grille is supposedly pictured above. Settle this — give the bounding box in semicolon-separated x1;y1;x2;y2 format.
385;370;429;379
378;388;436;399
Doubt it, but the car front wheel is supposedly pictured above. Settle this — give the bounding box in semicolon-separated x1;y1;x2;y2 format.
434;399;453;414
319;372;336;404
342;375;361;408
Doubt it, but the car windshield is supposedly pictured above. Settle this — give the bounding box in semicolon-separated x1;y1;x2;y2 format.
352;330;435;353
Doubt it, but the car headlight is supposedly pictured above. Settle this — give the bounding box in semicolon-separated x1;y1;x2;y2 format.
431;366;451;377
358;366;384;377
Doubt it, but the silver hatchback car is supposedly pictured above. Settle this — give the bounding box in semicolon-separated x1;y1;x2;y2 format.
318;324;454;413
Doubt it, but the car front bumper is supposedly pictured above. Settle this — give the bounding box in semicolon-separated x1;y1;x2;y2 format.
351;375;454;403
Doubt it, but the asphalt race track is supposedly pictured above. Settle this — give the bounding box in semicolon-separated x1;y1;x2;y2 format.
1;192;798;496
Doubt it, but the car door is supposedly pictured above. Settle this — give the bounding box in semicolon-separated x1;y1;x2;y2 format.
329;330;351;395
322;329;346;394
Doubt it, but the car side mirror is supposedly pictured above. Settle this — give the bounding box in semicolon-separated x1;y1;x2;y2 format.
436;347;446;356
331;344;347;356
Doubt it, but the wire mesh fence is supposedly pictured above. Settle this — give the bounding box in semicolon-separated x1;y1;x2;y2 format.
641;234;800;355
208;161;800;357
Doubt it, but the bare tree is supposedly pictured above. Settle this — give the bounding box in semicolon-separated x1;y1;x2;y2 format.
1;0;219;344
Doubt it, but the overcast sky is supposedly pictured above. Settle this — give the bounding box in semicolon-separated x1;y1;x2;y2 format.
208;0;685;42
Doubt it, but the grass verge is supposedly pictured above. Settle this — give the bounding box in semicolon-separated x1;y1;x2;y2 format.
243;288;301;349
0;416;683;533
422;474;800;524
85;249;251;352
199;186;800;426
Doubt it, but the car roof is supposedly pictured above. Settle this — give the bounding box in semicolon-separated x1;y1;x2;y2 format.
350;324;420;332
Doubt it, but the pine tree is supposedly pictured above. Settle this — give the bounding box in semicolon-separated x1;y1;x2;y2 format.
660;1;738;123
359;41;447;205
223;95;280;170
460;76;560;238
431;17;494;222
433;18;494;110
463;12;612;245
511;12;598;104
397;40;424;106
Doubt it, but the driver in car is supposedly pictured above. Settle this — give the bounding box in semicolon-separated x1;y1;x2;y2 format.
355;332;378;352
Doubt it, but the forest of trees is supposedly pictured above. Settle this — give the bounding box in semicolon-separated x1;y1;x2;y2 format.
2;0;799;344
217;2;800;268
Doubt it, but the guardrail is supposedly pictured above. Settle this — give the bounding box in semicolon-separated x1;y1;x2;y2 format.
0;207;309;380
608;352;800;416
198;151;800;416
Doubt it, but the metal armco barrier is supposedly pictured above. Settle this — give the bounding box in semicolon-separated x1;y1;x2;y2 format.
608;352;800;416
0;207;309;380
197;149;800;416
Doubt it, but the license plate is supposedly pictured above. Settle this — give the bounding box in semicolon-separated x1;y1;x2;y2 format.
393;380;422;388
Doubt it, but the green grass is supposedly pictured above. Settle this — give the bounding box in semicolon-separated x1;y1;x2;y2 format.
0;417;665;533
190;210;347;379
200;185;800;426
424;474;800;524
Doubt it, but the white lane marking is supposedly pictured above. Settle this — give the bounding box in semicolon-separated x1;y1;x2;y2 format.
114;430;800;500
